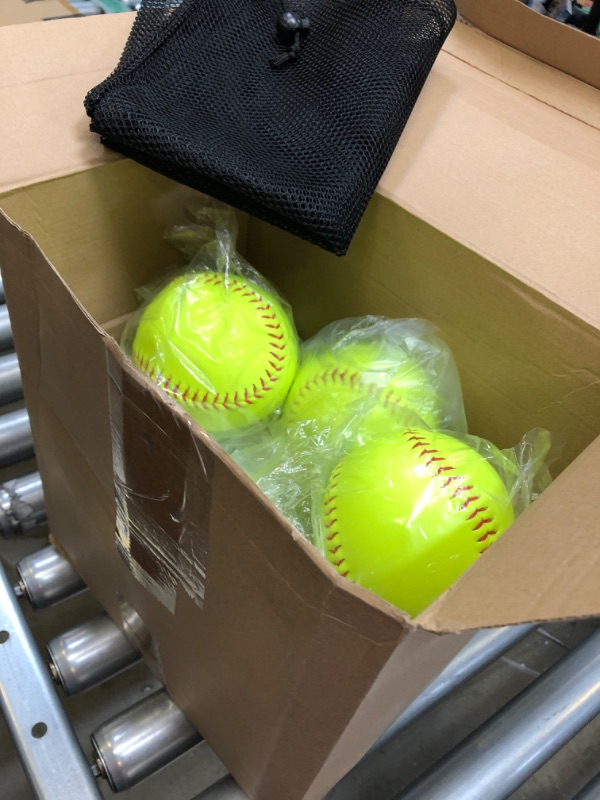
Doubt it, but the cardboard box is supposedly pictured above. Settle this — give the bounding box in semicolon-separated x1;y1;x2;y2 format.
1;14;599;800
0;0;77;27
457;0;600;90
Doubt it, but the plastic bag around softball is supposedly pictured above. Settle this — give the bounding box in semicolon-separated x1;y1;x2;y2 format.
122;196;300;438
227;315;468;537
313;426;554;618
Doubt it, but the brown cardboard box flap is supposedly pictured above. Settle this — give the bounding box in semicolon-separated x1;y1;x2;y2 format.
0;14;129;194
1;14;598;329
445;20;600;128
457;0;600;91
377;36;600;332
420;434;600;632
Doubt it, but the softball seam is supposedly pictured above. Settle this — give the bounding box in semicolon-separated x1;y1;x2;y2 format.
322;468;350;578
287;367;430;422
323;430;502;582
132;273;289;412
400;430;500;552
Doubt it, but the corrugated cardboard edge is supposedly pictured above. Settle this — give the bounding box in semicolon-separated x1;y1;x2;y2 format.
377;38;600;333
0;14;126;194
457;0;600;91
446;22;600;129
1;14;599;332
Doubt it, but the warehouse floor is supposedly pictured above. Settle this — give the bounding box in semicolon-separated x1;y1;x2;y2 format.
1;534;599;800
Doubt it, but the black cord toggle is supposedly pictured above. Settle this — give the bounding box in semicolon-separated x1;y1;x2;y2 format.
270;11;310;68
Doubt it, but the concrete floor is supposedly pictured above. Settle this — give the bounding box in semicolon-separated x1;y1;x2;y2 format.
1;534;599;800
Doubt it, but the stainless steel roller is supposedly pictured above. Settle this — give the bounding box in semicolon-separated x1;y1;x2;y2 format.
0;560;102;799
48;614;140;695
91;689;202;792
0;351;22;405
0;472;46;537
0;305;13;352
396;629;600;800
15;545;86;609
0;408;33;467
372;623;536;751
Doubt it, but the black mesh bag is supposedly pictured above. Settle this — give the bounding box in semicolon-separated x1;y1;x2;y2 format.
85;0;456;256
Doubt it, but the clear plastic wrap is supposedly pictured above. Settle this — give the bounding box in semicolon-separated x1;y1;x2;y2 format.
282;317;467;437
120;199;555;618
229;316;468;536
122;198;300;436
314;427;553;617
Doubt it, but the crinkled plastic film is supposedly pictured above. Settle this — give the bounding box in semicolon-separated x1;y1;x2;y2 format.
122;199;555;620
312;426;554;618
227;319;554;618
229;316;469;538
122;196;300;442
108;344;215;615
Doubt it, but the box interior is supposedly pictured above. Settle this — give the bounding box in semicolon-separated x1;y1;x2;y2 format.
2;159;597;463
1;158;599;631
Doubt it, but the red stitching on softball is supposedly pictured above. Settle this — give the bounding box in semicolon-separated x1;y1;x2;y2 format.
132;274;290;412
462;496;481;509
401;430;502;554
436;465;455;475
322;465;354;578
452;484;473;498
289;366;423;422
442;475;460;489
322;428;498;578
427;456;445;467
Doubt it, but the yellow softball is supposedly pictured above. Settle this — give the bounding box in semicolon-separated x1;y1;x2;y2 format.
320;429;515;616
131;271;299;432
282;342;445;438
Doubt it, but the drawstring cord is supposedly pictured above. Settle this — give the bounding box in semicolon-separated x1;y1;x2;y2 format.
270;11;310;68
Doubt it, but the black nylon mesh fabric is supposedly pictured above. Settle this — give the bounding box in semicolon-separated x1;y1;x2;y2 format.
85;0;456;256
